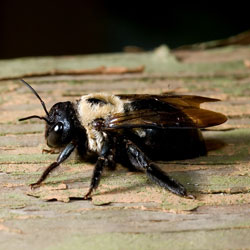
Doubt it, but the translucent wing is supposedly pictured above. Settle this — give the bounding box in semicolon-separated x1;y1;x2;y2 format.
99;94;227;130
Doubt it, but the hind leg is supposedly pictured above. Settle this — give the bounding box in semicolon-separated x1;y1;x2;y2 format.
124;138;194;198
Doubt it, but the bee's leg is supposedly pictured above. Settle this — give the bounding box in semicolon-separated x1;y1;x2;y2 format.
83;156;106;200
30;142;76;189
84;139;116;200
83;155;116;200
125;140;194;198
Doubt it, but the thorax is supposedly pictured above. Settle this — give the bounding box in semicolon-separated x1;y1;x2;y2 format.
77;93;125;152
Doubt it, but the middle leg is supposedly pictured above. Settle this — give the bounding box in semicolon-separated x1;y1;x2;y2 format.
83;138;116;199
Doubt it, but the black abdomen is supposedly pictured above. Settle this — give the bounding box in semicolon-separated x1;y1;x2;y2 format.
130;128;207;161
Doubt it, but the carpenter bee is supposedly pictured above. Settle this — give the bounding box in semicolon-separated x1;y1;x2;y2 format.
19;79;227;199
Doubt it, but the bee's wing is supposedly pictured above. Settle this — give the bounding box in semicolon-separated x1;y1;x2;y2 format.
118;94;220;108
102;95;227;130
104;109;227;130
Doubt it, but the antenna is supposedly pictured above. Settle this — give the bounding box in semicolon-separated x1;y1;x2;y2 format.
19;115;50;123
20;79;49;117
19;79;51;124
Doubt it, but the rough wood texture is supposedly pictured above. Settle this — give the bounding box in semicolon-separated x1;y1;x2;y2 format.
0;45;250;249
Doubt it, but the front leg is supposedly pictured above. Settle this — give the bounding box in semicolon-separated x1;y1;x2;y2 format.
125;139;194;198
30;142;76;188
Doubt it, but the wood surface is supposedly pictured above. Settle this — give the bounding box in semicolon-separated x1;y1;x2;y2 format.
0;44;250;249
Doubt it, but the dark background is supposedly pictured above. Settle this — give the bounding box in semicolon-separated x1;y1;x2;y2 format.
0;1;249;59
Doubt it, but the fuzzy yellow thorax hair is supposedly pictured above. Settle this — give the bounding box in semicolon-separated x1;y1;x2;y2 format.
77;93;125;152
77;93;124;127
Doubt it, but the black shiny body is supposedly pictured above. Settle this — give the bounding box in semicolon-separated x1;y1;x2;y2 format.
28;100;206;199
121;128;206;162
19;80;227;199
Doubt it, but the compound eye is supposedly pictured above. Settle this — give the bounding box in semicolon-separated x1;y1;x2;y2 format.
46;122;64;148
54;122;63;133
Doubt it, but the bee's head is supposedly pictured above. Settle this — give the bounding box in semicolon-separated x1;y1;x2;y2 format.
19;80;79;148
44;101;76;148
